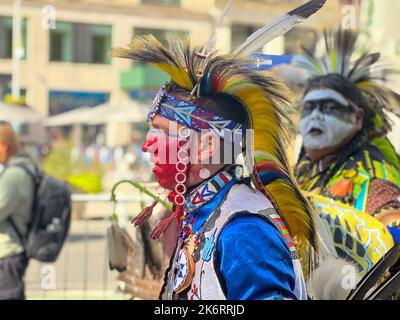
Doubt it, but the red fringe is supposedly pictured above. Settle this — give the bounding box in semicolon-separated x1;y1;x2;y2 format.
150;210;179;241
131;200;158;227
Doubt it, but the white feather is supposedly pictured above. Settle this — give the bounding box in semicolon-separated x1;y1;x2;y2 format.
308;257;361;300
233;0;326;56
234;14;299;56
307;215;363;300
315;214;338;260
206;0;234;52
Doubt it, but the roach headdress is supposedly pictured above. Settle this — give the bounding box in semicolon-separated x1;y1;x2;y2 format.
111;0;326;250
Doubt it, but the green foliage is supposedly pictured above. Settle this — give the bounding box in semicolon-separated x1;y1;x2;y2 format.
67;173;102;194
372;136;400;169
43;140;104;193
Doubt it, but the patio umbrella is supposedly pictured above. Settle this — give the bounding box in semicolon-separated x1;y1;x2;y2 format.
44;102;146;127
43;105;110;127
0;101;42;123
87;103;147;125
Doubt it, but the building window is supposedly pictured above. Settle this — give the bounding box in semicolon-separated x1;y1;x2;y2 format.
142;0;181;6
50;22;73;62
90;25;112;64
50;22;112;64
0;16;28;60
49;90;110;115
231;24;259;53
133;27;188;47
284;28;317;55
0;74;11;99
396;41;400;56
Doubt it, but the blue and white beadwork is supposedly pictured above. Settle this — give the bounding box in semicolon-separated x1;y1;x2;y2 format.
147;88;245;138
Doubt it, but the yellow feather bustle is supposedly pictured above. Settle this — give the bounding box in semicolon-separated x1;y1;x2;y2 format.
232;81;317;250
111;35;194;90
154;62;193;91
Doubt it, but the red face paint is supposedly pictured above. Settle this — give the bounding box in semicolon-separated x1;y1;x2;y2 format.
142;129;190;190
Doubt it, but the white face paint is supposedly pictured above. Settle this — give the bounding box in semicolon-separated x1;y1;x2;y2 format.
300;109;356;150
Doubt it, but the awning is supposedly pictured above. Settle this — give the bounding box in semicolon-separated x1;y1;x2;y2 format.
44;102;147;127
0;101;42;124
87;103;147;125
43;105;108;127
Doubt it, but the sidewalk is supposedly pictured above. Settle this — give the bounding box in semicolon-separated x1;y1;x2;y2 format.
25;219;127;300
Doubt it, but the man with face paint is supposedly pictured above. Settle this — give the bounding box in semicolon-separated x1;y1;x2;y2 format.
131;80;312;300
110;0;328;299
295;29;400;230
300;89;364;158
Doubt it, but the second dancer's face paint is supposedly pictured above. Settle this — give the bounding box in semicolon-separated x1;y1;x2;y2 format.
300;108;356;150
300;95;361;151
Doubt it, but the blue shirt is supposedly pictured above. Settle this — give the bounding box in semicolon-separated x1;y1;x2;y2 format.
215;216;297;300
186;173;298;300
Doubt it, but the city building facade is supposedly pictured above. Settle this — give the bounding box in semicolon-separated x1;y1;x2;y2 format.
0;0;347;146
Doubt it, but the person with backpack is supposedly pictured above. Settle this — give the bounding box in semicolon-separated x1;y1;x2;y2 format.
0;121;35;300
0;121;72;300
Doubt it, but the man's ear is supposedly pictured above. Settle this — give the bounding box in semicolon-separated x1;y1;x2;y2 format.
354;108;365;131
198;131;221;165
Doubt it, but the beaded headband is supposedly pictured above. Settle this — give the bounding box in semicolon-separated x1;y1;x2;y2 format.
147;87;245;138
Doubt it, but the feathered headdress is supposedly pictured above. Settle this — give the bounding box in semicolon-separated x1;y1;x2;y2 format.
297;28;400;139
111;0;326;250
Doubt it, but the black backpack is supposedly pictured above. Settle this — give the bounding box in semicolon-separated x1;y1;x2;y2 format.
9;162;72;262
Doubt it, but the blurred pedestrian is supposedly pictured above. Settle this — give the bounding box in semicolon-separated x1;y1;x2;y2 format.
0;121;36;300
